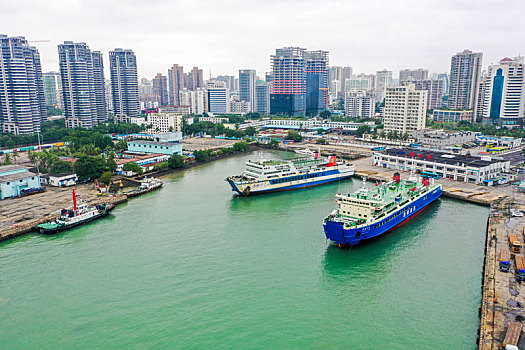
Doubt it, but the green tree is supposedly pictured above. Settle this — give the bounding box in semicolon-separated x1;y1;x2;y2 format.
316;128;324;135
317;138;327;145
99;172;113;186
27;150;38;166
268;139;279;148
167;154;185;169
153;162;169;171
3;154;12;165
286;130;303;142
355;125;371;137
319;110;332;119
114;139;128;152
233;141;248;152
194;150;210;162
244;126;257;136
76;156;107;181
49;160;73;175
12;150;19;164
122;161;143;175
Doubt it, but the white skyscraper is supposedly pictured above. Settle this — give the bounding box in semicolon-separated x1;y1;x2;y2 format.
482;57;525;127
384;84;427;135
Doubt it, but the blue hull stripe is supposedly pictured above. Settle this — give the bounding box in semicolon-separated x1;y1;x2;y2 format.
229;174;353;195
252;175;352;193
323;186;443;245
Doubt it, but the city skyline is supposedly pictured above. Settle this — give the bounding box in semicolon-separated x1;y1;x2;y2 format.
2;0;524;78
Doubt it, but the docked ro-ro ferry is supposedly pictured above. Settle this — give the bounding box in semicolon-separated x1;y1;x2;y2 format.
323;173;442;246
225;154;354;195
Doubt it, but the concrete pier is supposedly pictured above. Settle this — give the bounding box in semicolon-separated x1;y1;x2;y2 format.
479;196;525;349
0;187;128;242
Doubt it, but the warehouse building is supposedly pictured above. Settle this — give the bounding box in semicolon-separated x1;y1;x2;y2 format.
0;165;41;199
412;129;478;148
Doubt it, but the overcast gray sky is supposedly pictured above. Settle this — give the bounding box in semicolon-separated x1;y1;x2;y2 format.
2;0;524;79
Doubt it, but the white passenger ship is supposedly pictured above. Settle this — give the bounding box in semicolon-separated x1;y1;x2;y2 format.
225;154;354;195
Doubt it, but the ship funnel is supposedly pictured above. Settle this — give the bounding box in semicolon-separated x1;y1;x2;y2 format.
422;177;430;187
393;172;401;184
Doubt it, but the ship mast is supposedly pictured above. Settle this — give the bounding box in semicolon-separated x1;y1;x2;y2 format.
72;189;77;211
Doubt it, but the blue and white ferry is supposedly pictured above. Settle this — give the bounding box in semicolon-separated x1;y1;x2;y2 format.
323;173;442;246
226;155;354;195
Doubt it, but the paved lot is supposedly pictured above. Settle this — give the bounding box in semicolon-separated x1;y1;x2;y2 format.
0;183;112;231
181;137;237;151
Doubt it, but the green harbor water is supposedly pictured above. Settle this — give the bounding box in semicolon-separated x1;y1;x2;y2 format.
0;150;488;349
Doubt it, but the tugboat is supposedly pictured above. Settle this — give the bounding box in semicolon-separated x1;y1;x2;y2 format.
36;189;115;235
123;177;163;198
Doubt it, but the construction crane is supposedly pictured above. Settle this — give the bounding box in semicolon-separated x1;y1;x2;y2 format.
28;40;51;43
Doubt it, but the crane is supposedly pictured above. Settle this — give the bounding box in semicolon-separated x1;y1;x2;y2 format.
28;40;51;43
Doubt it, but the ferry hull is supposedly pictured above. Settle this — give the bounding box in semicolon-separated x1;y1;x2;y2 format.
324;186;442;246
227;170;354;196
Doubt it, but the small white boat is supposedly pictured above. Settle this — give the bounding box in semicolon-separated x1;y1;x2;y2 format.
294;148;315;156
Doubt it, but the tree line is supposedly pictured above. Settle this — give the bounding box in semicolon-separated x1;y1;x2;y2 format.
0;119;145;149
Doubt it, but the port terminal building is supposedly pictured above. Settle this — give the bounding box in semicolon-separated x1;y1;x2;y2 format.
373;148;511;184
0;165;41;199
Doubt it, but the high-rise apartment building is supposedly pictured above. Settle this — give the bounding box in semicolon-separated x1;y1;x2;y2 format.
330;66;351;94
153;73;169;106
412;79;444;110
168;64;184;106
341;67;353;91
345;74;374;91
437;73;449;94
255;80;270;115
189;67;203;91
239;69;256;112
399;68;428;84
0;35;46;134
91;51;107;124
58;41;106;128
43;72;62;109
215;75;236;91
383;84;427;135
344;91;374;118
475;75;488;122
139;78;155;109
105;79;113;113
179;88;206;114
109;48;140;123
447;49;482;110
207;87;230;114
375;70;392;92
305;50;329;116
482;57;525;127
